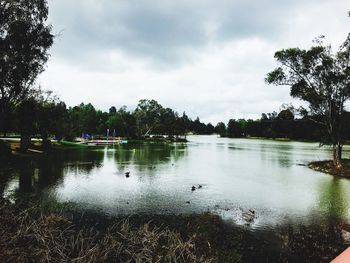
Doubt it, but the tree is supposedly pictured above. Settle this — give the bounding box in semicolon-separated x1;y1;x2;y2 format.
134;99;163;137
266;34;350;168
67;103;98;136
15;90;66;152
0;0;54;133
158;107;177;135
227;119;242;138
177;112;191;137
17;97;37;152
215;122;226;137
277;109;295;121
206;123;215;134
117;106;137;138
261;113;269;121
109;106;117;114
35;92;67;149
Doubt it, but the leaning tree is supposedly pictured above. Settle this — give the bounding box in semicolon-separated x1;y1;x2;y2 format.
266;35;350;168
0;0;53;137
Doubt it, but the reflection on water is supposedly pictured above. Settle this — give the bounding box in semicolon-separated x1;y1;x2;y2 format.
318;179;349;219
2;136;350;231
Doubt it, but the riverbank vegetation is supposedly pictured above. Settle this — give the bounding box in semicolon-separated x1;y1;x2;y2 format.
0;197;217;262
0;196;348;262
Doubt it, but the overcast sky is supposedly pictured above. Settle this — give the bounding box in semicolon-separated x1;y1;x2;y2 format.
40;0;349;124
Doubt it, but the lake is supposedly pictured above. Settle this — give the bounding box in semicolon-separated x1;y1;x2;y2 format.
2;135;350;231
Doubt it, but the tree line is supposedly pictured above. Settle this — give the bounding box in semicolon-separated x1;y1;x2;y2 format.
3;96;216;144
215;108;350;142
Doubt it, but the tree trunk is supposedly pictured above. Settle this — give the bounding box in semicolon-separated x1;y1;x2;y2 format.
20;134;31;152
333;142;343;169
42;133;52;151
0;107;6;135
19;161;34;193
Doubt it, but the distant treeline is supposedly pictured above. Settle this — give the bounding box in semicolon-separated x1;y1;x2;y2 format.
3;97;215;141
216;109;350;141
6;93;350;144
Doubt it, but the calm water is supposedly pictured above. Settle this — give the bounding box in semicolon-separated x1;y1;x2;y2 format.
2;135;350;230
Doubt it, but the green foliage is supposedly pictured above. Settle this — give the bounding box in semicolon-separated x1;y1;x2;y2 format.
134;99;163;137
0;0;54;133
7;96;216;142
266;33;350;166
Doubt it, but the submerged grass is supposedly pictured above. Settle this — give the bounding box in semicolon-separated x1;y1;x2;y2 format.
0;198;216;263
0;194;348;262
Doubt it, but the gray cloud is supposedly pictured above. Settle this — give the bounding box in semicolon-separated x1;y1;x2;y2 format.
42;0;350;123
48;0;327;68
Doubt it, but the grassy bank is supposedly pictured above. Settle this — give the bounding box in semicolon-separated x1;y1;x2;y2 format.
309;160;350;178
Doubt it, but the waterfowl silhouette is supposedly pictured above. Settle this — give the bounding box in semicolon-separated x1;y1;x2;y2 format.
242;209;256;223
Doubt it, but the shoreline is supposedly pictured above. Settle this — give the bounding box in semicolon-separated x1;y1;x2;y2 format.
0;196;348;262
308;160;350;178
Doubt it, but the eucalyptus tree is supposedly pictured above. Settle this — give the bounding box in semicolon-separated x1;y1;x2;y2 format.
0;0;53;133
134;99;163;137
266;35;350;168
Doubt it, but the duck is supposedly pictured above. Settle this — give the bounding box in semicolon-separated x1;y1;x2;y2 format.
125;172;130;178
191;186;196;191
198;184;203;189
242;209;256;223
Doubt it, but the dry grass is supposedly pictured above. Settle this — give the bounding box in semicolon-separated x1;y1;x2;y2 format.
0;198;214;263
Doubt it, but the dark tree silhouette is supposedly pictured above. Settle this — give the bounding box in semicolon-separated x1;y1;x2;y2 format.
266;35;350;168
0;0;53;136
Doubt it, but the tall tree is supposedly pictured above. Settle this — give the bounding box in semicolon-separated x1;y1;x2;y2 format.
134;99;163;137
266;35;350;168
0;0;53;133
35;92;67;149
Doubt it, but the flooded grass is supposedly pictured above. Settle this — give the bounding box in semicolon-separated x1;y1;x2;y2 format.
0;197;218;263
0;196;348;262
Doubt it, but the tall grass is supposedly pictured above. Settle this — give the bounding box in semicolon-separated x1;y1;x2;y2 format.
0;198;214;263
